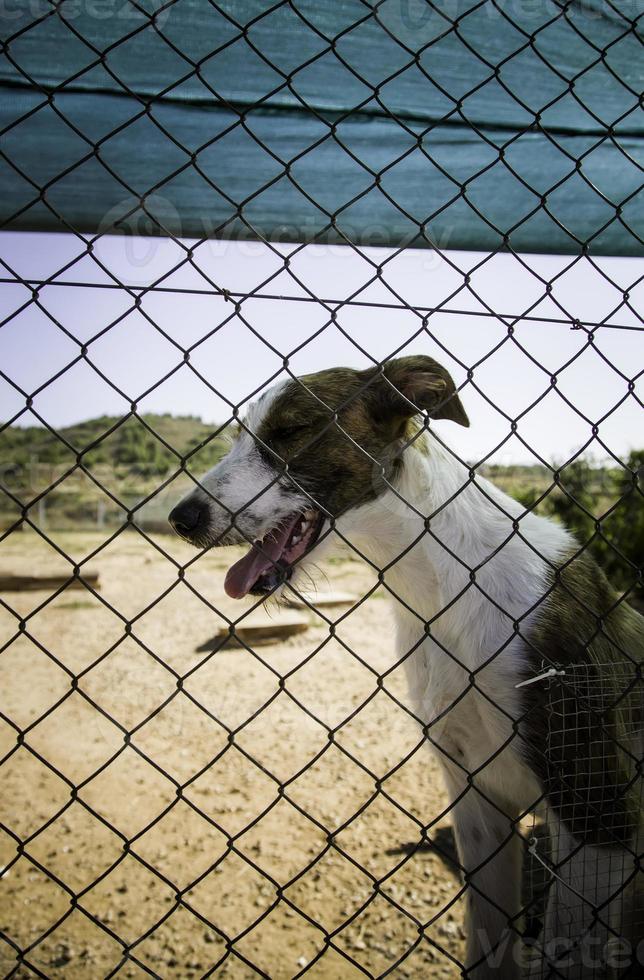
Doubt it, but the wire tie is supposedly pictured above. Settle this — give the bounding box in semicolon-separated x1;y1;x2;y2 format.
527;837;586;903
515;667;565;688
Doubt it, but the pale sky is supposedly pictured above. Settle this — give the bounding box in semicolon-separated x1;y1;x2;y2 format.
1;230;642;467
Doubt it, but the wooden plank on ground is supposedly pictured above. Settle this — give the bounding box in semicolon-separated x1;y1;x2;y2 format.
0;573;100;592
198;613;310;651
284;591;356;609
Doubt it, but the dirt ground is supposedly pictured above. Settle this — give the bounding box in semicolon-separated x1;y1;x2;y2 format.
0;526;468;979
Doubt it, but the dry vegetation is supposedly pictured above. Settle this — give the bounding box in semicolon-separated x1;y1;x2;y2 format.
0;528;467;979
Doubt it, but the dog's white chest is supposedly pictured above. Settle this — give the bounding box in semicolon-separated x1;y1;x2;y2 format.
396;619;540;811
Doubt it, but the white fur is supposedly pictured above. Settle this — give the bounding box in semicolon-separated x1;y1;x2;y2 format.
295;433;574;977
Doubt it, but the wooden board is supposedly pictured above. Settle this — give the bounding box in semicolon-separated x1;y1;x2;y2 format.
0;573;100;592
284;591;357;609
198;614;310;651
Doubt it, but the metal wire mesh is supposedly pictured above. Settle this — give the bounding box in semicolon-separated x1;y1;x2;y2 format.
522;662;643;977
0;1;643;978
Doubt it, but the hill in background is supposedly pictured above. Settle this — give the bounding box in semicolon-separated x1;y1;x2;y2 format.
1;415;641;603
2;413;229;480
0;414;230;533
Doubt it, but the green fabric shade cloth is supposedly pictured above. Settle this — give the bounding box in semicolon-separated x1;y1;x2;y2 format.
1;0;642;254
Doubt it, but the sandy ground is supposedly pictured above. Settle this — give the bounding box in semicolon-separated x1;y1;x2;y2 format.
0;526;469;979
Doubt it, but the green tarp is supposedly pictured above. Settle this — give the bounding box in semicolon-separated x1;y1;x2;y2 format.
1;0;642;253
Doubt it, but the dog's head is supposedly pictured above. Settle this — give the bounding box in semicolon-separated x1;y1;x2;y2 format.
168;356;468;599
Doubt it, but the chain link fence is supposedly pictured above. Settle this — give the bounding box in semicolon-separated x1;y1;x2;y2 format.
1;0;643;978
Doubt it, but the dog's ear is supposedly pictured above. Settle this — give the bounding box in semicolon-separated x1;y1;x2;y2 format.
365;355;469;427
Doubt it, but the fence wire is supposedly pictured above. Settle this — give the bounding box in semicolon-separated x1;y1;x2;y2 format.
0;1;643;978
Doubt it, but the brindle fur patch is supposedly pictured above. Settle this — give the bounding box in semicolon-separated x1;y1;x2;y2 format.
521;550;643;848
245;357;468;518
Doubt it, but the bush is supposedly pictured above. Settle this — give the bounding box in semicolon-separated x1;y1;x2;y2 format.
543;453;643;601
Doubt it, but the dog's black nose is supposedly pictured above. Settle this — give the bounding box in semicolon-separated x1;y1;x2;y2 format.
168;500;207;540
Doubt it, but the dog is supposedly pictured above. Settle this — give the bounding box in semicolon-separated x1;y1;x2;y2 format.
170;356;643;978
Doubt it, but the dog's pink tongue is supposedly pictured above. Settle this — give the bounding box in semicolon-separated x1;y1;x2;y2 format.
224;516;298;599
